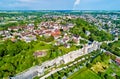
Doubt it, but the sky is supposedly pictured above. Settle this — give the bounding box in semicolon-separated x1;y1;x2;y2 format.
0;0;120;10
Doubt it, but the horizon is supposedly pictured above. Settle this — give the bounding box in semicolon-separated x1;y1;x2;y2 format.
0;0;120;10
0;10;120;11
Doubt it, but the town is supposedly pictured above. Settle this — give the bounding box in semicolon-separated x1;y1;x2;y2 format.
0;11;120;43
0;10;120;79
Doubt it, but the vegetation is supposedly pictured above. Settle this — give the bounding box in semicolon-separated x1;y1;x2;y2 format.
70;18;114;42
43;50;101;79
80;39;88;44
36;35;54;43
101;40;120;56
0;39;78;78
68;50;120;79
0;11;119;79
68;68;101;79
91;62;108;74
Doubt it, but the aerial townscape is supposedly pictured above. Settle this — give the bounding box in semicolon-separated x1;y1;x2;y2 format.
0;0;120;79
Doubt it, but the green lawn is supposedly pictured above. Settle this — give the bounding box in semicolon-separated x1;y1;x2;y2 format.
32;41;52;51
0;39;4;43
101;62;120;79
58;45;78;54
68;68;101;79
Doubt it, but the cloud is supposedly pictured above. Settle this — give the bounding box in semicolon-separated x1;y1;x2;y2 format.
73;0;80;10
74;0;80;6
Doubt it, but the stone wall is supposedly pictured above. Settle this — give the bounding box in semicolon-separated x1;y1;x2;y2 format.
10;41;100;79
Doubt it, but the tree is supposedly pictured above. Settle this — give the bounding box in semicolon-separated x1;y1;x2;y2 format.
91;62;108;74
0;71;3;78
34;21;38;29
88;36;94;42
0;44;6;57
45;36;54;42
101;43;108;49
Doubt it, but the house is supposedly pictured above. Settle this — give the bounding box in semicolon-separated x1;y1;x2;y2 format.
22;35;36;43
10;37;17;42
34;30;43;35
64;43;70;48
62;26;69;31
0;31;3;35
33;51;47;58
72;35;80;44
8;26;19;31
62;34;70;44
44;30;51;37
67;23;74;28
51;29;61;39
115;58;120;65
27;25;34;32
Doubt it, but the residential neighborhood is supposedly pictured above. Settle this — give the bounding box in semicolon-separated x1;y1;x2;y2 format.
0;10;120;79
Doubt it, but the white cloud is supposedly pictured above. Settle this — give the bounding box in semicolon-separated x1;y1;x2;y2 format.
74;0;80;6
73;0;80;10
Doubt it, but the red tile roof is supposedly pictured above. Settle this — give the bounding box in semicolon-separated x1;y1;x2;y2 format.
51;29;61;37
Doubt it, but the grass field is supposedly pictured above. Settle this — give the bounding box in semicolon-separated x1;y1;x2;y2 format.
101;62;120;79
68;68;101;79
